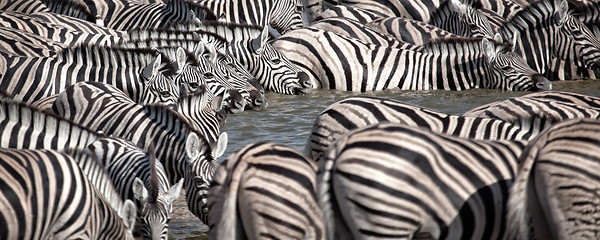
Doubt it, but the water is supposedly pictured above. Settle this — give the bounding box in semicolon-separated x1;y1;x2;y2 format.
168;80;600;239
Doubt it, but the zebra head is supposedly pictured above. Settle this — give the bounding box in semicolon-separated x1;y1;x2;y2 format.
133;176;183;240
141;53;180;107
245;26;312;95
215;50;268;111
270;0;306;34
182;131;221;224
481;38;552;91
554;0;600;72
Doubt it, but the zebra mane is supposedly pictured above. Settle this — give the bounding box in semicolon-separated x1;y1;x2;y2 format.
56;45;178;77
196;21;265;43
118;39;205;68
0;89;13;99
180;0;218;21
148;142;160;204
42;0;94;21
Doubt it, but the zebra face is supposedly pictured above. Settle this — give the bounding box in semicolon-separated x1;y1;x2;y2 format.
140;200;171;240
182;132;218;224
217;53;268;111
483;39;552;91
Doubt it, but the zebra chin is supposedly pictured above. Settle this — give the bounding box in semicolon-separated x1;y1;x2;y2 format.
292;72;313;95
531;74;552;91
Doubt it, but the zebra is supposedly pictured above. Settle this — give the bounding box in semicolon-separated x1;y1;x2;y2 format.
462;90;600;129
116;36;248;114
318;122;527;239
272;27;551;92
195;21;313;95
88;137;184;240
0;10;121;47
0;25;66;57
0;148;136;240
0;98;190;238
365;17;460;46
196;0;304;35
27;10;125;36
499;0;600;80
84;0;197;30
0;44;180;106
304;95;555;162
208;141;325;239
51;81;225;224
325;0;442;22
506;118;600;239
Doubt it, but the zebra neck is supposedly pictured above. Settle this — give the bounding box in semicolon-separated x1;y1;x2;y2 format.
501;0;556;39
57;45;173;73
195;22;263;43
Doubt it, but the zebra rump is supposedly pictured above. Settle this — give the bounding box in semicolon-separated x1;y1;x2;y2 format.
208;141;325;239
318;122;526;239
506;118;600;239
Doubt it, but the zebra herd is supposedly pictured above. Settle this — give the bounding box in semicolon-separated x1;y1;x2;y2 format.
0;0;600;239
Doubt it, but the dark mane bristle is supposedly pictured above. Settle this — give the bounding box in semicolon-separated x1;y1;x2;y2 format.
148;142;160;203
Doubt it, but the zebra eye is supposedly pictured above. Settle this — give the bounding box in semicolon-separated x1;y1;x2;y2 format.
160;91;171;98
166;218;171;224
189;82;200;90
272;58;281;64
194;178;205;187
203;72;215;79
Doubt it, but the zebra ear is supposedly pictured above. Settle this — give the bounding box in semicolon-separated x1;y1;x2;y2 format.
449;0;467;13
493;33;503;43
143;54;162;80
165;178;184;204
121;200;138;234
481;38;496;60
210;95;224;112
175;47;187;74
557;0;569;25
218;13;227;22
194;43;205;59
185;132;201;160
133;177;149;203
249;26;269;54
212;132;228;159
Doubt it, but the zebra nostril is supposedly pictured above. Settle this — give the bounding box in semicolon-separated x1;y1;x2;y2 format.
532;74;552;91
297;72;313;89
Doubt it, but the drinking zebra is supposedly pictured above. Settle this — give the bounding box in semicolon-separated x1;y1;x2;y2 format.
273;27;551;92
318;122;526;239
304;96;552;162
51;81;224;224
209;142;325;239
0;148;136;240
195;21;313;95
506;118;600;239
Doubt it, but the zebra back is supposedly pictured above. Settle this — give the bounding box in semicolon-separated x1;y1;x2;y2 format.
0;148;136;240
0;11;120;46
208;141;325;239
42;0;95;22
29;11;125;36
314;4;383;23
428;0;496;39
332;0;441;22
318;122;526;239
0;25;66;57
51;81;219;224
463;90;600;130
196;21;313;95
88;137;183;240
366;16;459;46
87;0;196;30
0;0;49;14
305;96;547;162
196;0;305;34
506;118;600;239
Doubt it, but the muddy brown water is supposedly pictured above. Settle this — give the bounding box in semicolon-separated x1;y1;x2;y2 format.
168;80;600;239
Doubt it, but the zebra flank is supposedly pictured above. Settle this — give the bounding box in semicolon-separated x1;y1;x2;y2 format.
0;148;136;240
318;122;526;239
305;96;545;162
208;142;325;239
0;25;66;57
315;4;383;23
51;81;219;224
0;0;49;14
27;11;125;36
273;27;550;91
506;118;600;239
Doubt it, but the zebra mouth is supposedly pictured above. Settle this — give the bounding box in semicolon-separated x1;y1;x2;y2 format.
294;72;313;95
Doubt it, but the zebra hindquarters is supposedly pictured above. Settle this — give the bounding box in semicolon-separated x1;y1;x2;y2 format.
208;142;325;240
506;118;600;239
